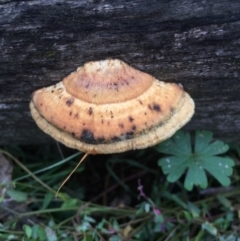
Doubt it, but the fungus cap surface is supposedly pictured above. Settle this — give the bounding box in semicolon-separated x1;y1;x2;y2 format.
30;59;195;154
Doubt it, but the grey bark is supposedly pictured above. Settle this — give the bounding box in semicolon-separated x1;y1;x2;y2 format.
0;0;240;145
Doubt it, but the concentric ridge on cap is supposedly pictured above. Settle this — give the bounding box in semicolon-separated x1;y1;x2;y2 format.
63;59;154;104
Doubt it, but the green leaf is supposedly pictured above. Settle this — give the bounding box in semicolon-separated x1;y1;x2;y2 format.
112;218;120;231
41;193;53;210
61;198;78;208
84;215;96;223
83;233;93;241
161;192;188;209
96;219;107;230
144;203;151;213
195;131;229;155
195;130;213;152
201;221;217;236
187;201;201;218
6;234;18;240
184;159;208;190
182;211;192;222
217;195;232;208
154;214;164;224
23;225;32;238
45;226;57;241
157;130;234;191
156;131;192;156
38;227;47;241
219;234;240;241
77;222;89;232
136;202;151;214
109;235;122;241
202;156;234;186
160;156;188;182
31;224;39;239
6;189;27;202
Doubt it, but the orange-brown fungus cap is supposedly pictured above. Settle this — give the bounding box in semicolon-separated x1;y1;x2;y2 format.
30;59;195;154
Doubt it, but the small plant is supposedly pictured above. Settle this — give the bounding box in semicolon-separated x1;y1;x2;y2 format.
157;130;235;190
0;130;239;240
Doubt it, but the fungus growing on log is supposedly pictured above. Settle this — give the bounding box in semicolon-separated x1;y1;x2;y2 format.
30;59;195;154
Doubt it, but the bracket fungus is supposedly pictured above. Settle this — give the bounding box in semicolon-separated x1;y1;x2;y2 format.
30;59;195;154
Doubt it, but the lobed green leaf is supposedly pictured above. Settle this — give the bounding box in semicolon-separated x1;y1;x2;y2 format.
157;130;234;191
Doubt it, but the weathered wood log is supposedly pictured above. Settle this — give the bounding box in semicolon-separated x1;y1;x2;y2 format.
0;0;240;145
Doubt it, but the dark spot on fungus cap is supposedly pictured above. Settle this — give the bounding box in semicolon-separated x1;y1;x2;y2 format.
80;129;96;144
110;111;114;118
96;137;105;143
80;130;106;144
148;103;161;112
153;103;161;112
66;98;74;106
119;123;124;128
170;107;175;114
111;136;122;142
88;107;93;115
125;131;134;139
129;116;134;122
